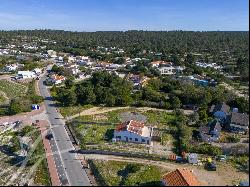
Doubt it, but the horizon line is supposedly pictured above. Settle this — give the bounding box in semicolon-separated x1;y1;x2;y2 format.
0;29;249;32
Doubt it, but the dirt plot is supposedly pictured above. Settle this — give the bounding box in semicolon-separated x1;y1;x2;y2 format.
79;154;249;186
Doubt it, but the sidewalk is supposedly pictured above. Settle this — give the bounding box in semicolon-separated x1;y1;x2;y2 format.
37;120;61;186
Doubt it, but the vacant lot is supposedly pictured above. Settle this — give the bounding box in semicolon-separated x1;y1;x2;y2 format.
0;80;27;102
88;160;167;186
71;109;177;156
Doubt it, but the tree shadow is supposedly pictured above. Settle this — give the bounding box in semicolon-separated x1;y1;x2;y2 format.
5;155;26;167
0;145;17;157
44;96;54;101
117;164;140;186
104;129;114;141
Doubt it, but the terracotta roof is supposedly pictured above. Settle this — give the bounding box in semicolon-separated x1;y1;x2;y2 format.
162;168;200;186
51;74;65;81
115;121;129;131
115;120;145;135
127;120;144;135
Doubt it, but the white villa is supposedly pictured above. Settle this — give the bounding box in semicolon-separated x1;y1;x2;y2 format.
158;66;176;75
113;120;161;145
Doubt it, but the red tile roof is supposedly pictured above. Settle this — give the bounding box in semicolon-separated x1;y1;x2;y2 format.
127;120;144;135
115;121;129;131
51;74;65;81
115;120;145;135
162;168;200;186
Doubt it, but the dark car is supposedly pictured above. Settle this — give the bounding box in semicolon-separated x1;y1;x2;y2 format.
205;162;217;171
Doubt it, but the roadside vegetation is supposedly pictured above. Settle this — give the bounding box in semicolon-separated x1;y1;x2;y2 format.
0;126;51;186
0;80;43;116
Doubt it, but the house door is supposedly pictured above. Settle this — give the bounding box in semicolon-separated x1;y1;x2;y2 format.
125;137;128;142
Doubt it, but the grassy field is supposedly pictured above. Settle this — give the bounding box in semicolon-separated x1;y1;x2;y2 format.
71;109;177;155
89;160;166;186
0;80;27;99
0;94;6;104
76;123;115;144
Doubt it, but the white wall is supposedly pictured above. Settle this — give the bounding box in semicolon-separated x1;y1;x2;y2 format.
114;130;151;144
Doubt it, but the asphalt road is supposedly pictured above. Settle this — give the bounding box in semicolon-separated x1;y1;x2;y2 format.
38;69;91;186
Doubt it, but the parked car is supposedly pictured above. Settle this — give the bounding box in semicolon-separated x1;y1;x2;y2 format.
205;161;217;171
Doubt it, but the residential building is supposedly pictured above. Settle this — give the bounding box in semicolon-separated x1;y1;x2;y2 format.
66;64;80;75
199;120;222;142
50;74;66;84
17;71;36;79
68;56;76;63
47;50;57;57
151;61;172;68
113;120;161;145
4;64;18;72
127;73;149;88
226;112;249;133
162;168;200;186
158;66;176;75
33;68;42;75
209;102;230;120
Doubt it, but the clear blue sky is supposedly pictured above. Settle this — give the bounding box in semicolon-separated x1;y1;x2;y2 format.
0;0;248;31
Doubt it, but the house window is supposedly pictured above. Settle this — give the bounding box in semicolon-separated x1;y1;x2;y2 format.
129;138;132;141
116;136;121;139
135;138;138;141
142;139;145;142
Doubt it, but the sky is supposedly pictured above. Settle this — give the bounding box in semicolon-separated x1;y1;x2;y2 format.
0;0;248;31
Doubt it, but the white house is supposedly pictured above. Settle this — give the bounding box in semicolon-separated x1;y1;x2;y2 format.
151;61;172;68
68;56;76;63
17;71;36;79
33;68;42;75
66;64;80;75
113;120;153;144
47;50;57;57
175;66;186;73
158;66;176;75
4;64;18;72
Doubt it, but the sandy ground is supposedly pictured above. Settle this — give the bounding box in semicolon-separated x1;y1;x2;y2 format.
67;106;194;120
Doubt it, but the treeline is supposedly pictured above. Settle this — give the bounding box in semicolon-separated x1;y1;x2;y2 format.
0;30;248;59
54;71;248;115
55;71;133;107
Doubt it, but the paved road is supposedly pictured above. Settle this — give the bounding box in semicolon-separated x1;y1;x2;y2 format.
38;69;91;186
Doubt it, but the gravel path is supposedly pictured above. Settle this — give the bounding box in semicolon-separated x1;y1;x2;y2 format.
67;106;194;120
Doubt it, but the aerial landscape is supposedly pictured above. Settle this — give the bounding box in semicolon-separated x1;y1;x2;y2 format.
0;0;249;186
